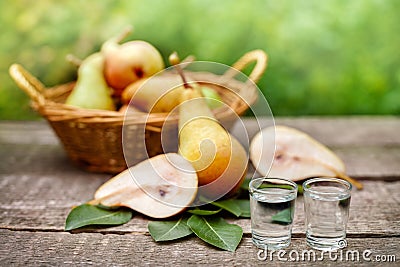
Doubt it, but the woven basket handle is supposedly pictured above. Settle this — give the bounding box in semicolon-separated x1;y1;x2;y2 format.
223;49;268;83
9;64;47;106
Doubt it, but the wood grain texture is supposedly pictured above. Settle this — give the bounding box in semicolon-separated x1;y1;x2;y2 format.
1;118;399;266
0;230;398;266
0;171;399;236
2;118;400;179
3;116;399;146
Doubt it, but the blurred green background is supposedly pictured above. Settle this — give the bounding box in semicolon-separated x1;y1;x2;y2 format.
1;0;399;120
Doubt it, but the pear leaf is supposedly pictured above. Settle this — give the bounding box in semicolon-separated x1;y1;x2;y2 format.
148;216;193;242
240;178;251;191
271;207;293;225
210;199;250;218
235;199;251;218
187;207;222;216
187;215;243;252
65;204;132;231
210;199;242;217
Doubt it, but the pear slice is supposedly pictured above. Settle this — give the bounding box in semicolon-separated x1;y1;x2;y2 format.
91;153;198;218
250;125;362;189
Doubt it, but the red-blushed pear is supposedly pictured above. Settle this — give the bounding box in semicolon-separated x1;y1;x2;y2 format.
91;153;198;218
101;27;165;96
249;125;363;190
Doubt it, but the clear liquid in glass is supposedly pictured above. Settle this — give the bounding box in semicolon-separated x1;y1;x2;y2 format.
250;188;296;250
304;185;351;251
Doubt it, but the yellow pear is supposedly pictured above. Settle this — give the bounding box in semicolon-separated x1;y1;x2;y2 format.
121;74;185;112
122;73;223;113
178;86;248;199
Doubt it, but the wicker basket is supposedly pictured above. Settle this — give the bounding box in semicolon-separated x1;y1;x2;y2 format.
9;50;268;174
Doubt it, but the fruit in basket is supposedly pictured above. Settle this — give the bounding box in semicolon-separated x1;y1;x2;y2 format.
118;104;144;114
65;53;115;111
101;28;164;96
200;86;223;109
170;52;248;199
92;153;198;218
249;125;363;189
122;73;223;113
122;74;185;112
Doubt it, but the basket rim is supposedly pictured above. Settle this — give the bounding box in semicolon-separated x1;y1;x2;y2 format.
10;50;268;124
35;76;257;125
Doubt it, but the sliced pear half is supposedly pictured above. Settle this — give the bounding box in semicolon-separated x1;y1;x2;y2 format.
250;125;362;189
91;153;198;218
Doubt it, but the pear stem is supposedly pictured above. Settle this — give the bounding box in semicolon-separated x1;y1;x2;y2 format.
113;25;134;43
66;54;82;67
169;52;193;89
310;158;363;190
336;172;363;190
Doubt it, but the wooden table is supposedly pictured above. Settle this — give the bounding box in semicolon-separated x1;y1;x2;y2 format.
1;117;399;266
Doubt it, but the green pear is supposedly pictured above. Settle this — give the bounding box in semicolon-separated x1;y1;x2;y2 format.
66;53;115;111
178;86;248;199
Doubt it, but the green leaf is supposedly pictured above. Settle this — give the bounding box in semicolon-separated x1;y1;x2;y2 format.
210;199;250;217
271;208;293;225
297;184;304;194
187;215;243;252
240;178;251;191
235;199;250;218
148;216;193;242
258;184;295;190
210;199;242;217
187;207;222;216
65;204;132;231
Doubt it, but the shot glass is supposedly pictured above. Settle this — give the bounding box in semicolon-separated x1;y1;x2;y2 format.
249;177;298;250
303;177;352;251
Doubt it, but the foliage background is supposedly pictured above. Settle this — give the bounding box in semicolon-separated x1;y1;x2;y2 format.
1;0;399;120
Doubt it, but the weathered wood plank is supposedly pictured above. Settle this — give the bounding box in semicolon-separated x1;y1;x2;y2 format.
1;118;399;234
275;116;400;147
0;118;399;265
1;116;399;146
335;146;400;180
235;116;400;146
2;132;400;180
1;167;399;236
0;229;398;266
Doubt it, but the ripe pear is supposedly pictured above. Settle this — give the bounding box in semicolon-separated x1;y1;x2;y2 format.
122;73;185;112
101;28;164;96
178;86;248;199
249;125;363;189
92;153;198;218
65;53;115;111
122;74;223;113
